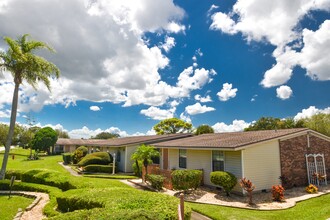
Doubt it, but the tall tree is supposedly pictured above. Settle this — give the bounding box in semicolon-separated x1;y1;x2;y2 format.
131;144;160;182
91;132;119;139
301;113;330;137
244;117;304;131
0;34;59;179
56;129;70;139
31;127;58;155
195;124;214;135
153;118;192;135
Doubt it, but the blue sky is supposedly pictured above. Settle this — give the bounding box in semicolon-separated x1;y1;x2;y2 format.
0;0;330;138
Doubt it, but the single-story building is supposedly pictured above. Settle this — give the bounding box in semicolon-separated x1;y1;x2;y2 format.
55;133;191;173
153;128;329;193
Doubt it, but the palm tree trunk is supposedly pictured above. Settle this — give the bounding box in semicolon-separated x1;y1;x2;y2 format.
0;82;19;180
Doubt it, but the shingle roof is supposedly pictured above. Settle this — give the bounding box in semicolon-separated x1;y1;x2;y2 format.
56;133;192;147
153;128;309;149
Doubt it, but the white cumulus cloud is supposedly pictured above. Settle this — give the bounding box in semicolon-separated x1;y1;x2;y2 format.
212;120;251;133
209;0;330;89
90;106;101;111
217;83;238;101
140;106;175;120
185;103;215;115
276;85;293;100
294;106;330;121
161;36;176;53
194;94;212;103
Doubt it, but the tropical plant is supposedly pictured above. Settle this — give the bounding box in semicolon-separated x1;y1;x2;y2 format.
153;118;192;135
306;184;318;194
195;124;214;135
131;144;160;182
210;171;237;196
0;34;60;179
272;185;285;202
239;177;256;205
30;127;58;155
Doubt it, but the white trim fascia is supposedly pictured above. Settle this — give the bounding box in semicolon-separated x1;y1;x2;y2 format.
124;146;127;172
241;149;245;195
308;130;330;142
155;146;235;151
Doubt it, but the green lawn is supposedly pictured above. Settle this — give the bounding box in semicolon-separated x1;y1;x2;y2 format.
1;148;330;219
0;195;34;220
189;194;330;220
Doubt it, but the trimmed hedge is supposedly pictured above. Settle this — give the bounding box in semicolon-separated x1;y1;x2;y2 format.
5;169;24;180
77;152;112;167
83;165;114;173
20;169;75;191
172;169;203;191
62;153;73;165
52;187;191;220
146;174;165;191
210;171;237;196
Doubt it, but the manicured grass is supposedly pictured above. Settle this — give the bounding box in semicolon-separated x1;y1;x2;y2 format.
1;148;189;219
0;148;66;173
0;195;34;220
188;193;330;220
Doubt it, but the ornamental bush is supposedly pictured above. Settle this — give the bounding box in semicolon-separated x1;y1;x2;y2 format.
171;169;203;191
84;165;114;173
62;153;73;165
21;169;75;191
210;171;237;196
77;152;112;167
306;184;318;193
72;146;88;164
146;174;165;191
5;169;24;180
272;185;285;202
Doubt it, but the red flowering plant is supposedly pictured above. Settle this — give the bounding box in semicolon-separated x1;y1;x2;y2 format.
272;185;285;202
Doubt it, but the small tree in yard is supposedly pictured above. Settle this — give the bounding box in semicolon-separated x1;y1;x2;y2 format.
240;178;256;205
31;127;58;155
131;144;160;182
210;171;237;196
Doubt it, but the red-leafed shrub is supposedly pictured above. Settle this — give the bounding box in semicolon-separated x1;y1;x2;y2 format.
272;185;285;202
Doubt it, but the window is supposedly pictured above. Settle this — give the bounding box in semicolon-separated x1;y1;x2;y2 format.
116;151;121;162
212;151;224;171
179;149;187;168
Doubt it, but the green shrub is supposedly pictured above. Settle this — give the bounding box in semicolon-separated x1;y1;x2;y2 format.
77;152;112;167
21;169;75;191
83;165;114;173
146;174;165;191
57;195;105;212
210;171;237;196
172;169;203;191
72;146;88;164
62;153;72;165
52;187;191;220
5;169;24;180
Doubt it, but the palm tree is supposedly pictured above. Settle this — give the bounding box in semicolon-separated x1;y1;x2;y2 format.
0;34;60;179
131;144;160;182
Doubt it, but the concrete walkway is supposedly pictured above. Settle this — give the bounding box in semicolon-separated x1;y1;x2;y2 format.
58;162;82;177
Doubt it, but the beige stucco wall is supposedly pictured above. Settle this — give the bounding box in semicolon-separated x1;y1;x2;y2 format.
125;145;138;173
225;151;242;192
242;140;281;191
